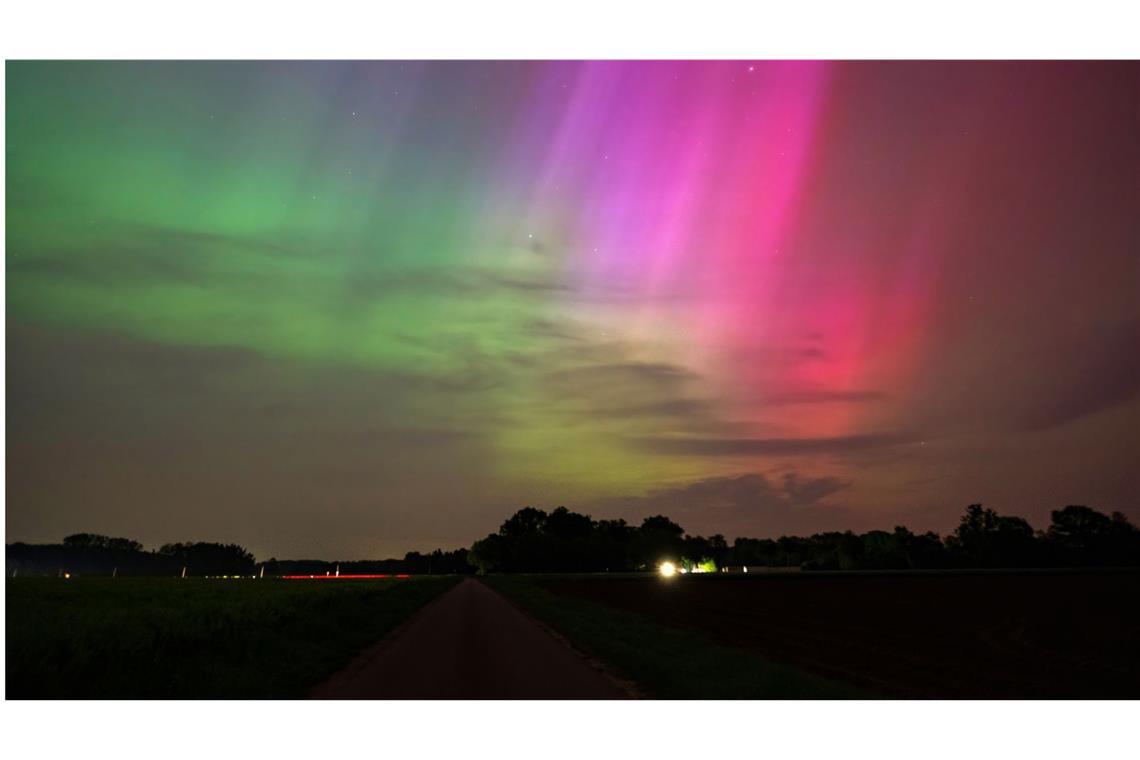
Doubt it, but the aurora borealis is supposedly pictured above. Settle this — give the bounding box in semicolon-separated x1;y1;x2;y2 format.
7;61;1138;558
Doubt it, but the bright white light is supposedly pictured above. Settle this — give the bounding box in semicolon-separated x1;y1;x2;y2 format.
659;561;677;578
743;566;749;573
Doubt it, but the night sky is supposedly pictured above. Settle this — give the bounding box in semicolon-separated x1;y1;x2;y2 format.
7;61;1138;559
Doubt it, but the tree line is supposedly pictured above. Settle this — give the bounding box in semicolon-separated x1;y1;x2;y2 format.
261;549;473;577
7;503;1138;577
5;535;473;578
6;536;259;577
466;503;1140;574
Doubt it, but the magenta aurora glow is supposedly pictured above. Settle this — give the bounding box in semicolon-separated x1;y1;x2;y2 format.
7;61;1138;558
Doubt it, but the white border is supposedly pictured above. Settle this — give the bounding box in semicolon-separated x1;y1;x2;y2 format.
1;0;1138;59
3;0;1137;755
2;700;1139;758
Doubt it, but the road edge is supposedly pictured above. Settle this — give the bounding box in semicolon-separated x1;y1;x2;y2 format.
477;578;646;699
308;578;463;699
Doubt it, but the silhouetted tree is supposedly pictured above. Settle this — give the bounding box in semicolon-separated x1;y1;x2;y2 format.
468;534;505;575
946;504;1039;567
893;526;950;569
8;535;172;576
158;542;256;576
1046;506;1140;566
400;548;473;575
500;507;548;538
595;518;635;571
545;506;594;540
706;534;730;567
63;534;143;553
631;515;685;569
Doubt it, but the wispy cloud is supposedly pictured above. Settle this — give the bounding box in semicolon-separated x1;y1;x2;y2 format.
634;432;919;457
759;389;889;405
590;471;852;537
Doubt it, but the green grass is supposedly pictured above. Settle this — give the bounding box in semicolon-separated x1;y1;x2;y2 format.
486;575;869;699
6;576;459;698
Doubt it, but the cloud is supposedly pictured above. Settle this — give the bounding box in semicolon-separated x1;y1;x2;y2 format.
911;319;1140;436
760;389;888;405
8;222;306;288
9;247;207;284
648;472;848;509
781;472;850;504
478;273;571;294
522;318;585;342
634;432;918;457
544;361;700;391
598;398;715;420
10;217;573;311
1016;320;1140;432
5;322;504;440
590;471;852;537
529;356;738;435
344;268;572;301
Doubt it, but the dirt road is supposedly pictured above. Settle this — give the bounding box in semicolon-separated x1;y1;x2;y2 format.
311;578;628;699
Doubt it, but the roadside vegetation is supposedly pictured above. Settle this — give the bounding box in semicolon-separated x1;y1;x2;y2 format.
6;576;457;698
487;575;868;699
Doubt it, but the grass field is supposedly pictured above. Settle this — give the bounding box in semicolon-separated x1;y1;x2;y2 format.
520;570;1140;698
6;576;458;698
487;575;867;698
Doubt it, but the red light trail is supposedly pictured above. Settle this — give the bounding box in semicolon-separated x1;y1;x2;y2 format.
279;574;413;580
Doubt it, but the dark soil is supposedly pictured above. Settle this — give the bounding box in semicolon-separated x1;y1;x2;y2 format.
540;570;1140;698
